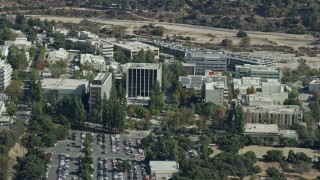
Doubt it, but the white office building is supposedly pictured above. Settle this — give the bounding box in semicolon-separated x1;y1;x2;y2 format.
0;60;12;91
185;50;228;75
235;64;283;80
90;73;112;111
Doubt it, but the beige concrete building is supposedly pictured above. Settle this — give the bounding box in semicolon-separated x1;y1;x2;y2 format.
205;81;226;105
150;161;179;180
244;105;302;125
113;41;159;59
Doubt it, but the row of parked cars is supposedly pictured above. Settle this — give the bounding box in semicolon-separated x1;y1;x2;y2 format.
97;157;109;180
111;134;121;153
57;154;70;180
112;159;124;180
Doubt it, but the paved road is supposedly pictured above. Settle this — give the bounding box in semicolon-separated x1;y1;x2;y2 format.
30;15;314;41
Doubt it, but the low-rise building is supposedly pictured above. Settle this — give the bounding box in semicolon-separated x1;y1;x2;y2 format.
47;48;69;63
244;123;299;140
179;74;227;91
90;73;112;111
5;37;32;50
78;31;98;40
228;54;275;70
244;105;302;125
55;28;70;36
185;50;228;75
150;161;179;180
41;78;89;100
101;42;114;58
80;54;106;71
0;101;9;124
113;41;159;59
140;39;186;58
309;79;320;93
235;64;283;80
233;77;286;95
0;60;12;91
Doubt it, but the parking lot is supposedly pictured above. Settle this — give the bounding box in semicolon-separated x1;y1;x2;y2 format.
47;129;149;180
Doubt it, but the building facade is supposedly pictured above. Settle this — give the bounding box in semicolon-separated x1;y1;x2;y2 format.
235;64;283;80
309;79;320;93
125;63;162;99
101;42;114;58
228;54;275;70
205;82;226;105
185;50;228;75
0;60;12;91
113;41;159;59
90;73;112;111
244;105;302;126
41;78;89;100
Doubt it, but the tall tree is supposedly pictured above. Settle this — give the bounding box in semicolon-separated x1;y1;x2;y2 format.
201;81;206;102
234;105;246;134
145;49;156;63
4;80;23;104
7;46;28;70
149;81;164;112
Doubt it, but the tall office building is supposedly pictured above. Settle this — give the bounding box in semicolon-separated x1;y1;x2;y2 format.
90;73;112;111
0;60;12;91
125;63;162;99
185;50;228;75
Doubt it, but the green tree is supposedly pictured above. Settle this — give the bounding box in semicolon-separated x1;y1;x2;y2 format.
149;81;164;112
145;49;156;63
266;167;286;180
221;39;233;47
49;60;67;78
201;81;206;102
263;150;284;162
6;102;17;117
4;80;23;104
237;30;248;37
7;46;28;70
114;48;129;64
0;27;15;44
234;105;246;133
15;13;26;25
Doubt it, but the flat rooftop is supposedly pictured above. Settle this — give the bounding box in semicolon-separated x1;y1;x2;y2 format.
150;161;179;172
94;72;110;81
42;78;88;90
206;81;225;90
245;123;279;134
310;79;320;84
126;63;161;69
113;41;158;51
